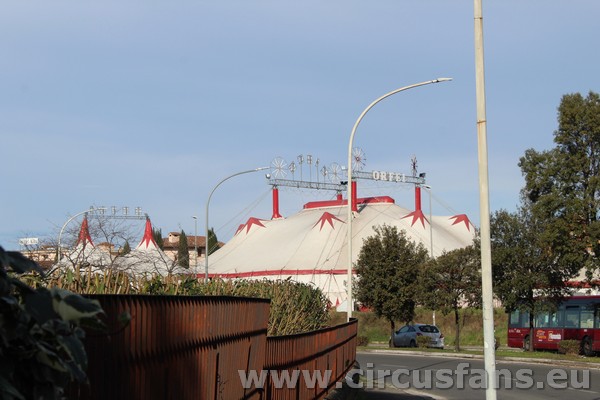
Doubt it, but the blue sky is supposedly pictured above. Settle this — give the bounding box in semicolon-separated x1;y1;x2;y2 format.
2;1;599;250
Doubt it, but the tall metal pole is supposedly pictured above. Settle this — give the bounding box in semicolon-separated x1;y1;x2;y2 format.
422;185;435;325
193;216;198;269
205;167;269;282
474;0;497;397
346;78;452;322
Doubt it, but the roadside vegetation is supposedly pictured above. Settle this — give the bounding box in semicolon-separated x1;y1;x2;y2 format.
22;266;331;336
330;307;507;348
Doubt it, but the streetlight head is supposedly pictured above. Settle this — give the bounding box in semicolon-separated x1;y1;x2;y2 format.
435;77;453;82
256;166;270;171
192;216;197;219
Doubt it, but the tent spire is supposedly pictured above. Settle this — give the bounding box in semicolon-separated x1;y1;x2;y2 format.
272;186;283;219
401;186;427;228
77;215;94;247
138;216;158;249
415;185;422;212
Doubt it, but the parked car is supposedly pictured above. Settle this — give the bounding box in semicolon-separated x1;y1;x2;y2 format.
390;324;444;349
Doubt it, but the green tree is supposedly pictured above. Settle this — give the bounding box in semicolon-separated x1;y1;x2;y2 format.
519;91;600;282
491;205;573;350
207;227;219;256
177;230;189;268
355;224;429;344
152;227;164;250
419;245;481;351
122;240;131;255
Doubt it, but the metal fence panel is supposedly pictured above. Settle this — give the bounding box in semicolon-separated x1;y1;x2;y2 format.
264;320;358;400
70;295;356;400
73;295;269;400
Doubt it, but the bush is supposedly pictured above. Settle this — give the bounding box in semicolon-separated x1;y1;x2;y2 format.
357;335;369;347
0;246;106;399
28;267;331;337
558;339;580;355
416;335;432;348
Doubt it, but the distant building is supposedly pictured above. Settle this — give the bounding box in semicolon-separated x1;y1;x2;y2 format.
160;232;223;268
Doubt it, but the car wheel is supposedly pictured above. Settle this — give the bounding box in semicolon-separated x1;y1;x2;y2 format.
410;339;417;348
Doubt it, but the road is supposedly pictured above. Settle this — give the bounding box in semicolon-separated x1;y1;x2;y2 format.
356;351;600;399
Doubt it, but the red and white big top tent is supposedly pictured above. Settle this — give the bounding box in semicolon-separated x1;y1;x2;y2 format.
208;170;476;308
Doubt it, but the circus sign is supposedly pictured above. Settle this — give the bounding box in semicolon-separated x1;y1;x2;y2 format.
19;237;38;246
371;170;409;183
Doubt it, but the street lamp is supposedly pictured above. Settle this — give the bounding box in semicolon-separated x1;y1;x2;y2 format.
421;184;435;325
192;216;198;268
474;0;497;397
346;78;452;322
205;167;269;282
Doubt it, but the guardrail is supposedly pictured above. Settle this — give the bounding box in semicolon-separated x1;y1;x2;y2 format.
70;295;356;400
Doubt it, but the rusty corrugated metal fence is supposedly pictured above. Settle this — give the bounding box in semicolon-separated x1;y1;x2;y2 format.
72;295;356;400
264;320;357;400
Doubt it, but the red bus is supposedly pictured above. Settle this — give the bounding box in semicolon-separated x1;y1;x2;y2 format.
507;295;600;356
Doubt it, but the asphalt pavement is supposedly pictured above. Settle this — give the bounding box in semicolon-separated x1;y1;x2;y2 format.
326;343;600;400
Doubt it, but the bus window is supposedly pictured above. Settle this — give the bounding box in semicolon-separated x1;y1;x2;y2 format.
510;310;528;327
536;310;562;328
581;309;594;328
564;306;580;328
553;310;564;327
595;306;600;328
536;312;549;328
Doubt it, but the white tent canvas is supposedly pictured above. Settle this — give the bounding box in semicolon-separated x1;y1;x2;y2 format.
118;218;191;276
56;217;112;270
209;194;476;305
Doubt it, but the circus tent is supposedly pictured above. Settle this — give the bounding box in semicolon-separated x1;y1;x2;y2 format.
209;186;476;306
56;216;192;277
117;217;190;276
56;216;113;269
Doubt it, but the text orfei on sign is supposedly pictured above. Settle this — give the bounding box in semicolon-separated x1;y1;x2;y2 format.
238;362;590;390
371;171;409;182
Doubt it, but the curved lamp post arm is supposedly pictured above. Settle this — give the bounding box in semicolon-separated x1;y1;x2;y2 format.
346;77;452;322
205;166;269;281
